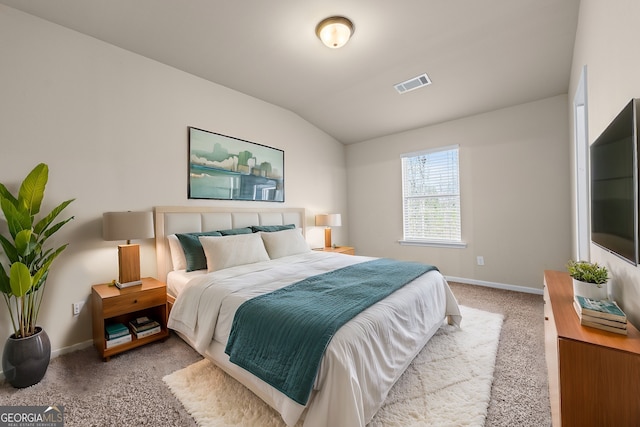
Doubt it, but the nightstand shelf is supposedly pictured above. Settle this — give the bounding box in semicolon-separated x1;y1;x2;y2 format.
91;277;168;361
313;246;355;255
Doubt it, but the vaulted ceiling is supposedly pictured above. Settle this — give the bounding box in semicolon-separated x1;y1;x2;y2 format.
0;0;581;144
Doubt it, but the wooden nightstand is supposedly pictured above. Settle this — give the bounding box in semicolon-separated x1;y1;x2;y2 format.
313;246;355;255
91;277;169;361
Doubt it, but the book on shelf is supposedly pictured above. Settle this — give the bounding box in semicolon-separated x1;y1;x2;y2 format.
133;325;162;339
573;301;627;335
105;323;130;340
574;295;627;322
105;333;132;348
129;316;160;333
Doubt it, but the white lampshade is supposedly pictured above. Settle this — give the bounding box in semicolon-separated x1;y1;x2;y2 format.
315;213;342;227
315;16;354;49
103;211;155;243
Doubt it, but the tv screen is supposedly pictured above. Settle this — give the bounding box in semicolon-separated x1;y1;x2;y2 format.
590;99;639;265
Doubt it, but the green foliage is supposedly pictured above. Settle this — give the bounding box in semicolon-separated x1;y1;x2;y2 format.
566;260;609;287
0;164;74;338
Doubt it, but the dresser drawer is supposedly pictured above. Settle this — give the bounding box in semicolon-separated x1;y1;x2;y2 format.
102;286;165;318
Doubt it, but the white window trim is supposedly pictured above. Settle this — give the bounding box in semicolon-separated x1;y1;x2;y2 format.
401;144;463;245
398;239;467;249
400;144;459;159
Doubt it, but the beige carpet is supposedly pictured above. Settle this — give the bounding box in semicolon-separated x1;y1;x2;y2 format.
0;282;547;426
163;305;503;427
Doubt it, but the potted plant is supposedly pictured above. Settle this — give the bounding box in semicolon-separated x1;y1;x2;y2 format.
566;260;609;301
0;163;74;388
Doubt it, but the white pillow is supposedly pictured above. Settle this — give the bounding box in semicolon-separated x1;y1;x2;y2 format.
167;234;187;271
199;234;270;272
260;228;310;259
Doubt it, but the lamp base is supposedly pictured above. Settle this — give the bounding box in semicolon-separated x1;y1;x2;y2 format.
324;227;333;248
115;280;142;289
118;244;141;285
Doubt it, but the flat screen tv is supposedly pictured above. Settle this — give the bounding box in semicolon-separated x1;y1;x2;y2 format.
590;98;640;265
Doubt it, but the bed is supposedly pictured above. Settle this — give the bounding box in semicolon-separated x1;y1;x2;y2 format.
155;206;461;427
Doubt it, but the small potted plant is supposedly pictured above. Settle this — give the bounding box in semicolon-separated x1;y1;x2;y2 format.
566;260;609;301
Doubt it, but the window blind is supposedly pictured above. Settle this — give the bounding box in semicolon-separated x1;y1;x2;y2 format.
401;146;461;243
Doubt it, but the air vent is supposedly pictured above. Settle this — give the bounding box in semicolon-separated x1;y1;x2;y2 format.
394;73;432;94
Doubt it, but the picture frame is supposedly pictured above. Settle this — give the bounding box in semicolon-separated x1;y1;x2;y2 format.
188;127;284;202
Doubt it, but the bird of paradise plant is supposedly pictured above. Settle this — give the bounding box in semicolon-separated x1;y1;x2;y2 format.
0;163;74;338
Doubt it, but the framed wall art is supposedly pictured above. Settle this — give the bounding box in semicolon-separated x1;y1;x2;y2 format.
188;127;284;202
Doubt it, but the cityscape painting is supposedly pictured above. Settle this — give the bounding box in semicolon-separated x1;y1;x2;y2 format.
188;127;284;202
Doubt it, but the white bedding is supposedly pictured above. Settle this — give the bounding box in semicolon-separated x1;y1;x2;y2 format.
168;251;461;427
166;269;205;297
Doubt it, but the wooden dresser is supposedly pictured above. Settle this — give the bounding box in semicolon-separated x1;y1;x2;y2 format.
544;270;640;426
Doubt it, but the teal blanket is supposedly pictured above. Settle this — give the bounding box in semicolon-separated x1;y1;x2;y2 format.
224;258;438;405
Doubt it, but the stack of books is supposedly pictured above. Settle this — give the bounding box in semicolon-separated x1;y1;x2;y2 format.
573;295;628;335
105;323;132;348
129;316;161;338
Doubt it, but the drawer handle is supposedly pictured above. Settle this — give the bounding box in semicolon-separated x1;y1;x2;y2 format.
544;316;549;321
133;299;138;304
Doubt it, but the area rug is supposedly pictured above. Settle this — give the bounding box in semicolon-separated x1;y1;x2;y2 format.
163;305;503;427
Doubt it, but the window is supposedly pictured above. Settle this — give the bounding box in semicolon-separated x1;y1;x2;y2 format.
401;145;464;247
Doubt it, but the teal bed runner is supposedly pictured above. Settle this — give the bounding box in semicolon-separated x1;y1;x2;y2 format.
224;258;438;405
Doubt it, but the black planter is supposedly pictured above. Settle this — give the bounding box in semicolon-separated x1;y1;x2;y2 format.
2;327;51;388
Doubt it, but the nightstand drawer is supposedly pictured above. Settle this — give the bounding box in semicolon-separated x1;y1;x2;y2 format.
102;287;165;317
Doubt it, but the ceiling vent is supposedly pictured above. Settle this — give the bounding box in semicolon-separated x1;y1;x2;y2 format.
394;73;432;94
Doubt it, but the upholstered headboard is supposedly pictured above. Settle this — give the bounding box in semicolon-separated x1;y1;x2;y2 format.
154;206;306;282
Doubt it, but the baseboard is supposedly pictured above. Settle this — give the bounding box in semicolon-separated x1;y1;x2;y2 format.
51;339;94;359
0;339;94;381
445;276;543;295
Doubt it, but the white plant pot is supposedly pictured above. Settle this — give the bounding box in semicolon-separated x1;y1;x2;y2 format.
572;278;608;301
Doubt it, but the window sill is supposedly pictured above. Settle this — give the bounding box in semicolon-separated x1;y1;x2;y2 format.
398;240;467;249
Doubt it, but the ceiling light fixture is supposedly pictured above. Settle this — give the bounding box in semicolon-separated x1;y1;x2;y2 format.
315;16;354;49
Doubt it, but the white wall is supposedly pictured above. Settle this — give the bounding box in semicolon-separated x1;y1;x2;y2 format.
0;6;347;359
346;95;571;291
569;0;640;328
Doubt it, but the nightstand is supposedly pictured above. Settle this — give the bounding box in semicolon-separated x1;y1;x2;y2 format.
313;246;355;255
91;277;169;361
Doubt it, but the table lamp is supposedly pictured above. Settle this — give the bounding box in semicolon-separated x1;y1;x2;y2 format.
315;213;342;248
103;211;155;288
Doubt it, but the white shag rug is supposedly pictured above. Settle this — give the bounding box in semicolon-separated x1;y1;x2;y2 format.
163;305;503;427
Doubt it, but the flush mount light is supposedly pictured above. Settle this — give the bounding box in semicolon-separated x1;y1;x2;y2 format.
315;16;355;49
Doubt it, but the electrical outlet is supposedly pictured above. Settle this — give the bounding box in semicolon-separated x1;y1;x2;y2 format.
476;256;485;266
72;301;84;316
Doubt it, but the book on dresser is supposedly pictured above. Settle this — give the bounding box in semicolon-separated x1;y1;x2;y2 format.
129;316;161;338
574;295;627;321
573;296;628;335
